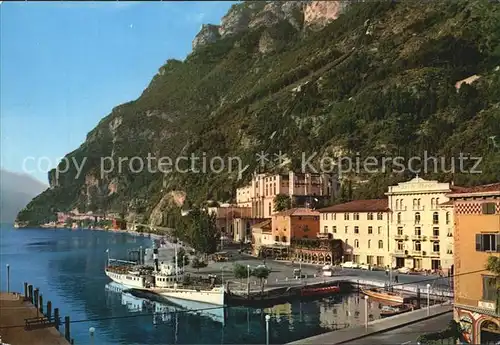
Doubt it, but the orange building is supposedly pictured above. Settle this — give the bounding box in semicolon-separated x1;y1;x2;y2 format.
448;183;500;344
271;208;320;246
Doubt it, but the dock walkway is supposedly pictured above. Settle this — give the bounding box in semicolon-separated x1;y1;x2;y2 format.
0;292;69;345
287;303;452;344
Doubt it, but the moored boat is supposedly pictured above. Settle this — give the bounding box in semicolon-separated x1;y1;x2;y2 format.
360;287;404;304
301;285;340;297
380;304;413;317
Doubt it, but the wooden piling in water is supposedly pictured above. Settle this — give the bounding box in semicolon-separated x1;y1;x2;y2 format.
28;285;33;302
33;288;39;309
64;316;70;341
39;294;43;313
54;308;60;330
46;301;52;320
24;282;28;299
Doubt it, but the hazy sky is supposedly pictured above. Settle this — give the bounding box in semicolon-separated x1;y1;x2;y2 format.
0;1;236;183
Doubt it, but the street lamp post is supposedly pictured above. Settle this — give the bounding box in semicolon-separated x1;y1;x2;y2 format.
221;266;225;285
364;296;369;329
247;264;251;295
89;327;95;345
426;283;431;315
265;315;271;345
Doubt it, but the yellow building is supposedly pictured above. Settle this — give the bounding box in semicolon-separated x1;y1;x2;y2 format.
448;183;500;344
318;199;390;268
236;172;333;218
385;177;456;272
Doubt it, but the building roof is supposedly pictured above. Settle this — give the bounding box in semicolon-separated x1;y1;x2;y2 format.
272;208;320;217
318;199;389;213
252;219;271;229
447;183;500;198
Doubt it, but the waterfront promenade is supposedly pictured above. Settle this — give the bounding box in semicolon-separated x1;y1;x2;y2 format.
287;303;452;344
0;292;69;345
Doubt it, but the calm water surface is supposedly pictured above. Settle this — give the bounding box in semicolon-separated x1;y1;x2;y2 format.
0;225;385;344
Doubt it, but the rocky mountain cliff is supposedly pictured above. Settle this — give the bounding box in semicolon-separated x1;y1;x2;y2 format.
17;0;500;227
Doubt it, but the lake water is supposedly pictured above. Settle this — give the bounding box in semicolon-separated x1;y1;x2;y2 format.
0;225;386;344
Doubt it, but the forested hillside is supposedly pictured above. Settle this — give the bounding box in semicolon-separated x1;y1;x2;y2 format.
17;1;500;226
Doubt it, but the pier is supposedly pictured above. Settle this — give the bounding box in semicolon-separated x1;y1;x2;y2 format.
0;282;74;345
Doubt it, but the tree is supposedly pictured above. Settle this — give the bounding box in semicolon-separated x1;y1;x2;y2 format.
233;263;249;281
185;208;218;254
191;257;207;272
274;194;291;212
485;255;500;314
252;266;271;293
173;248;190;268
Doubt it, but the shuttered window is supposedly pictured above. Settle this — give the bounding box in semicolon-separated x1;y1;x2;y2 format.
482;203;496;215
475;233;500;252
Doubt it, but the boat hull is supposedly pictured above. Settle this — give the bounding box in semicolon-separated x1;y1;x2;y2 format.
301;286;340;297
105;269;224;306
360;287;404;304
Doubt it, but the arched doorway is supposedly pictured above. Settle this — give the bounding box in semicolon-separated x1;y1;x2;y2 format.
480;319;500;344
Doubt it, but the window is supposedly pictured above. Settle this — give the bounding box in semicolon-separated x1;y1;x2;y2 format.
269;203;272;216
433;212;439;224
282;236;287;242
431;198;435;209
414;241;421;251
397;241;404;250
446;212;450;225
266;186;268;196
275;236;279;242
433;227;439;237
397;227;403;235
377;212;383;220
417;199;421;208
324;226;328;233
354;213;360;220
354;226;359;234
367;213;373;220
482;276;497;301
378;240;383;249
395;199;399;209
433;242;440;253
368;226;373;234
332;226;337;233
368;240;371;248
345;239;349;246
397;212;401;224
354;239;359;248
345;226;348;233
378;226;382;235
413;199;417;208
273;184;276;194
482;203;496;215
344;213;349;220
415;212;421;224
476;234;500;252
415;227;421;236
333;213;336;220
436;198;440;206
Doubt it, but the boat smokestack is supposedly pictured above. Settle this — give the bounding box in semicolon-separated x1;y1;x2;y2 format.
153;247;159;271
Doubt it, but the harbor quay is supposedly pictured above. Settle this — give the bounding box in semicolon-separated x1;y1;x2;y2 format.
0;288;71;345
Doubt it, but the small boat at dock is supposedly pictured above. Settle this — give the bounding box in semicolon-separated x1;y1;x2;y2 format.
360;287;404;304
380;304;414;317
301;285;340;297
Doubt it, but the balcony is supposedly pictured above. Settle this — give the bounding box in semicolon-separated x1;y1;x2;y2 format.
412;250;422;255
430;235;440;241
394;234;405;240
412;235;423;240
392;249;406;257
430;251;440;257
412;206;425;211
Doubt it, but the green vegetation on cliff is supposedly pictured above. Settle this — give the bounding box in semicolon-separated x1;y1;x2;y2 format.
17;1;500;226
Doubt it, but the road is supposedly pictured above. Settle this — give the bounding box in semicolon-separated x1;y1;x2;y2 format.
341;312;452;345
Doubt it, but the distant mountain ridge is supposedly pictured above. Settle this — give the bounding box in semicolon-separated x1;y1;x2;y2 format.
0;169;47;223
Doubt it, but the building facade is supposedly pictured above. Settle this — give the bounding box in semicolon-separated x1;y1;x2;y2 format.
318;199;390;268
271;208;320;246
236;172;334;219
449;183;500;344
251;219;272;256
385;177;455;272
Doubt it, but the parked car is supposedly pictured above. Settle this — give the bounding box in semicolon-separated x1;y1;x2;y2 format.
341;261;360;269
359;263;371;270
398;267;411;274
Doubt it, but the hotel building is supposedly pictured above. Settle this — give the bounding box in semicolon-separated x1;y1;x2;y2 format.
236;172;335;218
385;177;456;272
448;183;500;344
318;199;390;267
